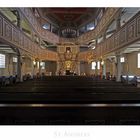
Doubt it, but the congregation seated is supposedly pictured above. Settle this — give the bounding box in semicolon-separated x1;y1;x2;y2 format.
23;73;32;81
111;75;116;81
121;75;137;86
40;72;46;80
0;75;20;87
80;73;86;76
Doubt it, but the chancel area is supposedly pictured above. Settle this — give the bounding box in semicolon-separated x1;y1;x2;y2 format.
0;8;140;124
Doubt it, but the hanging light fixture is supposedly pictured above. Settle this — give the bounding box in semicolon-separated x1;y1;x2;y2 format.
62;27;77;38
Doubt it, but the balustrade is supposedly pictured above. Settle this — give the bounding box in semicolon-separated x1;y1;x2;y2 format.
78;11;140;61
19;8;59;44
0;12;58;61
1;8;139;63
96;11;140;58
59;37;77;44
19;8;119;45
77;8;119;44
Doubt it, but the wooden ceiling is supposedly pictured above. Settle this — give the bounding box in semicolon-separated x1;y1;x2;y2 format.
39;8;99;27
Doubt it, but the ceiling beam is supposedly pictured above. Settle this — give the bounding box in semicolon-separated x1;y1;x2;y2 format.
43;9;89;14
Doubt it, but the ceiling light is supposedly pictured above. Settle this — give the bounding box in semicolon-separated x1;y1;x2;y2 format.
91;46;96;49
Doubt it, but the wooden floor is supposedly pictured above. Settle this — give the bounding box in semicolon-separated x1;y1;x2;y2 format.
0;76;140;125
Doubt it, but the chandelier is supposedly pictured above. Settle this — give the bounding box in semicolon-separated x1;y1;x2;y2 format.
61;28;77;38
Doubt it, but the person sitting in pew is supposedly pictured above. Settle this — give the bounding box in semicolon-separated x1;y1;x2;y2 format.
112;75;116;81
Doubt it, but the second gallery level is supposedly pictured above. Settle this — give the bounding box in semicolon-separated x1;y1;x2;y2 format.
0;7;139;60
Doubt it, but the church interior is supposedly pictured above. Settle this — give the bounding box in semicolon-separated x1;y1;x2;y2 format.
0;7;140;124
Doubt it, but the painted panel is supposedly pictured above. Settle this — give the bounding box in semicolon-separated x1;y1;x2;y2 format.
127;20;136;41
13;28;19;45
137;15;140;37
19;32;24;47
119;28;126;45
0;15;3;36
3;20;12;41
114;33;119;48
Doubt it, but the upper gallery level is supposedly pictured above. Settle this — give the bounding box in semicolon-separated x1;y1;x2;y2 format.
20;8;139;45
0;8;58;61
37;8;101;38
0;8;139;58
0;8;120;45
78;8;140;62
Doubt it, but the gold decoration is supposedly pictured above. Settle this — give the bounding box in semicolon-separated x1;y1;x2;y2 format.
64;61;72;70
86;51;95;63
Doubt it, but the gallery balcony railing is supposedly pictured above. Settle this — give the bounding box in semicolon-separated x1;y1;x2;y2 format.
78;11;140;62
95;11;140;58
59;37;77;44
20;8;120;46
77;8;119;44
19;8;59;44
0;12;58;61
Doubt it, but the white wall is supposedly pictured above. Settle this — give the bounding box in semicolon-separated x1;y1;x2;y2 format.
21;57;32;75
0;53;17;76
123;51;140;76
